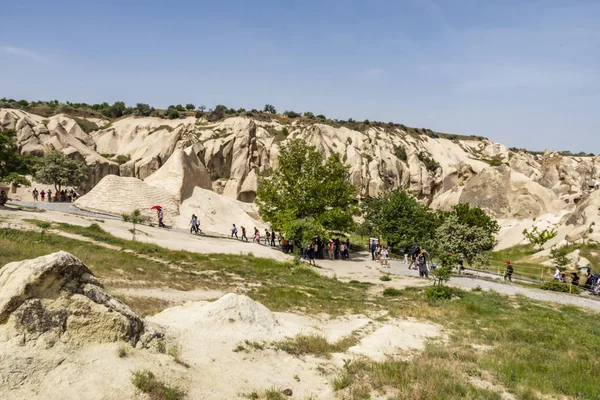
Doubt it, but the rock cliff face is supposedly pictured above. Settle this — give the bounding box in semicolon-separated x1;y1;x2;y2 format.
2;108;600;235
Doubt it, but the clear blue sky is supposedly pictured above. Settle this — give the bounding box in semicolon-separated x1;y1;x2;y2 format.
2;0;599;152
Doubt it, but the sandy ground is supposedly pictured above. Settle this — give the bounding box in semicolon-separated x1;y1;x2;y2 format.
0;205;290;261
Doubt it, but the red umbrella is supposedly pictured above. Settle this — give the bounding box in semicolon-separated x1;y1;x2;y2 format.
151;205;162;210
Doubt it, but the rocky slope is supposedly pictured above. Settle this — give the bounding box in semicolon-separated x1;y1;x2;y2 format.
2;107;600;245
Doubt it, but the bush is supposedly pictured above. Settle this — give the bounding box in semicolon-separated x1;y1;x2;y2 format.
550;246;570;267
394;144;408;161
379;275;391;282
541;281;580;294
425;285;453;300
383;288;402;296
131;370;185;400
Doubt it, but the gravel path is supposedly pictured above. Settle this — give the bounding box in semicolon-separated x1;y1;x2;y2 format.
8;200;120;219
381;257;600;313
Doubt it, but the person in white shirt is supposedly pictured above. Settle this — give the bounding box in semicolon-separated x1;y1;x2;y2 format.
553;266;561;281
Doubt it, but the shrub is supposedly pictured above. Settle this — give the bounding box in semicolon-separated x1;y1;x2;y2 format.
541;281;580;294
115;154;130;165
131;370;185;400
523;226;557;250
425;285;453;300
383;288;402;296
379;275;391;282
417;152;440;173
394;144;408;161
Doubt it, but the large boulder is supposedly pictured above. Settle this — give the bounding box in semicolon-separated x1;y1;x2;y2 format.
0;252;160;348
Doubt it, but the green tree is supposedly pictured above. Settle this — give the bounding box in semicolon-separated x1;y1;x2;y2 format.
303;111;315;118
283;110;301;118
0;130;32;184
263;104;277;114
122;209;148;241
550;245;570;267
34;151;88;192
135;103;152;116
175;104;186;112
185;103;195;111
167;108;180;119
435;214;493;267
523;226;557;250
256;139;357;236
361;188;438;251
450;203;499;249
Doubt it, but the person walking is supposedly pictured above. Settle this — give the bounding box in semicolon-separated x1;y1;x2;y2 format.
231;224;238;239
189;214;199;234
32;188;39;201
370;240;377;261
241;226;248;241
403;247;409;264
380;246;389;267
409;244;420;270
553;266;561;281
157;208;166;227
40;190;45;201
47;189;52;202
253;227;260;243
265;229;270;245
417;249;429;278
270;229;276;246
504;261;514;282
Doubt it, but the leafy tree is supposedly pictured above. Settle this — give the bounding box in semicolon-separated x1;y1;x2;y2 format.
175;104;186;112
523;226;557;250
34;151;87;192
109;101;126;118
451;203;499;249
285;217;328;245
185;103;195;111
256;139;357;236
361;188;439;251
316;114;326;121
167;109;180;119
135;103;152;116
283;110;301;118
263;104;277;114
431;251;459;286
122;209;148;241
303;111;315;118
550;245;570;267
197;105;206;112
435;214;493;267
0;130;32;184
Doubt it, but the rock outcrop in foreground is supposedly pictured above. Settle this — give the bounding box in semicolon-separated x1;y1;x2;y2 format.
0;251;161;348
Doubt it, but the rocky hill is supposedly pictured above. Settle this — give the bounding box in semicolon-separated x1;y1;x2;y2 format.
2;107;599;245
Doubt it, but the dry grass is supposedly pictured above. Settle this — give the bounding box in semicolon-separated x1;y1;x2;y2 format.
275;333;359;359
116;295;172;317
131;370;185;400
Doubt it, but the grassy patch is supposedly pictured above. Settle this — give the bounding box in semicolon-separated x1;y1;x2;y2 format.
131;370;185;400
383;288;402;296
488;244;553;281
4;225;600;398
379;275;391;282
275;333;359;359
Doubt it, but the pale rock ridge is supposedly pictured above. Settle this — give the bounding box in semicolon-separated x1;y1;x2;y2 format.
145;144;212;202
4;108;600;241
0;252;161;348
0;109;119;190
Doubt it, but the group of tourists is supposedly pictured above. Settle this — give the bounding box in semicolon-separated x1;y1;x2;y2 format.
230;224;281;247
32;188;79;203
301;237;351;265
553;266;600;293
